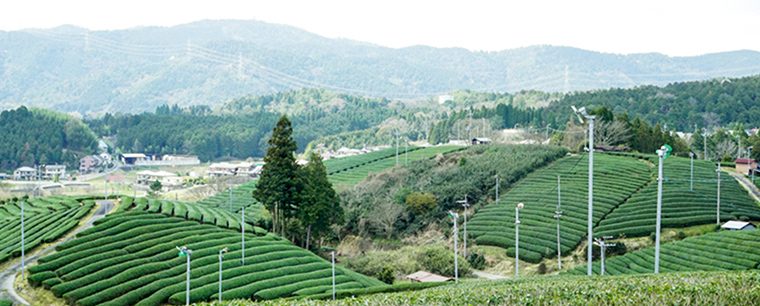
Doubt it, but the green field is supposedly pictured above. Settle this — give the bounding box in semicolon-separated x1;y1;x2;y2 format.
596;154;760;237
0;196;94;264
329;146;464;188
115;197;267;235
468;154;652;263
239;270;760;305
567;228;760;275
195;180;270;225
324;147;414;175
27;212;384;305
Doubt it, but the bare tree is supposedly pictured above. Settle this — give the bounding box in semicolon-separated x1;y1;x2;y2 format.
714;139;738;161
369;200;404;239
594;120;631;146
560;123;587;152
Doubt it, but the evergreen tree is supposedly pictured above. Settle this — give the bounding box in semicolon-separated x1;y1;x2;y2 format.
254;116;302;235
299;152;343;249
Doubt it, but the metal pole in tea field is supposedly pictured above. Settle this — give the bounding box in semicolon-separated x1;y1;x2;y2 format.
331;251;336;300
515;202;524;279
218;247;227;302
555;176;562;270
456;196;470;258
716;162;721;225
241;206;245;265
654;147;666;273
689;152;694;192
448;210;459;283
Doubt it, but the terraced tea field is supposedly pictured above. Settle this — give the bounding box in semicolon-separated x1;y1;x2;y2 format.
329;145;464;188
195;180;269;225
116;197;266;234
27;212;384;305
0;196;94;264
325;147;412;175
567;229;760;275
468;154;652;262
596;155;760;237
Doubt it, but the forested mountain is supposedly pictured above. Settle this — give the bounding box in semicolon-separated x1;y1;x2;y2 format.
544;75;760;130
2;20;760;113
0;106;97;171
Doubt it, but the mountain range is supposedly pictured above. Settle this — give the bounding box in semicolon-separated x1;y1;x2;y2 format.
2;19;760;113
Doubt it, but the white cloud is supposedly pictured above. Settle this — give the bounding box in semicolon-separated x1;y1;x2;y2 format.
1;0;759;56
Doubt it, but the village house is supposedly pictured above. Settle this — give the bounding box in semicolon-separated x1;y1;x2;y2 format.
136;170;184;191
42;164;67;180
13;166;37;181
735;158;757;175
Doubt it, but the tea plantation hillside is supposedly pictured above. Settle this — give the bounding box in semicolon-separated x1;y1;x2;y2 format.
195;180;270;226
27;212;384;305
324;147;412;175
567;229;760;275
0;196;94;264
596;154;760;237
241;270;760;305
115;197;267;234
468;154;653;262
328;145;464;189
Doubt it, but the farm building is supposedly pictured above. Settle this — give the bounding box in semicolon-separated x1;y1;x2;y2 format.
207;161;263;178
720;220;756;231
735;158;757;175
406;271;452;283
136;170;184;191
120;153;148;165
80;155;106;173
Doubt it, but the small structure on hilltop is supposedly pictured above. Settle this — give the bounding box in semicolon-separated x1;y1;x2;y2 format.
406;271;453;283
471;137;492;145
720;220;756;231
734;158;757;175
136;170;184;191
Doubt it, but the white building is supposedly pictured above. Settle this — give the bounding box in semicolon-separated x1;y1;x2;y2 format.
42;165;67;180
721;221;756;231
136;170;184;191
207;162;262;178
13;167;37;181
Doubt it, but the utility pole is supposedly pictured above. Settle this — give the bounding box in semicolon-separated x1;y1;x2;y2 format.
703;128;708;161
515;203;524;279
495;175;500;202
21;196;25;282
555;176;562;270
218;248;227;303
571;106;595;276
241;206;245;265
331;251;336;300
448;211;459;283
395;130;400;166
654;146;666;274
716;162;721;225
689;152;694;192
594;237;616;276
456;196;470;258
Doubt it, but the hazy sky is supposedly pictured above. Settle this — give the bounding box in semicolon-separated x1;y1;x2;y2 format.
2;0;759;56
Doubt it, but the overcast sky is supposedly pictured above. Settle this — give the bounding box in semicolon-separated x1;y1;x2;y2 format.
2;0;759;56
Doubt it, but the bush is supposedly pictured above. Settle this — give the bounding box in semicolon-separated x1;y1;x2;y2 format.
417;246;470;277
537;263;547;274
377;265;395;284
466;251;486;270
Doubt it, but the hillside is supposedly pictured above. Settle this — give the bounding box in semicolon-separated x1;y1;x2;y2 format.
3;20;760;113
0;106;98;171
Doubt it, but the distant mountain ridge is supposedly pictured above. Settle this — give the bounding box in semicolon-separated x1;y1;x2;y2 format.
2;19;760;113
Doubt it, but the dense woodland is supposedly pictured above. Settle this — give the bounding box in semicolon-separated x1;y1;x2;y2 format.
0;107;97;171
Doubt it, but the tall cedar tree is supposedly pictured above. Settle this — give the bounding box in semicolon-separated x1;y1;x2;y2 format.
254;116;302;235
299;152;343;249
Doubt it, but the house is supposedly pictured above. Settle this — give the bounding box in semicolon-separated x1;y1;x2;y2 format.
13;167;37;181
0;173;9;180
42;165;67;180
735;158;757;175
136;170;183;191
80;155;104;173
471;137;492;145
121;153;148;165
406;271;453;283
207;162;262;178
721;220;756;231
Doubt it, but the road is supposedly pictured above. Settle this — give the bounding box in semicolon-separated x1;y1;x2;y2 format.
0;200;113;305
728;172;760;202
472;270;508;280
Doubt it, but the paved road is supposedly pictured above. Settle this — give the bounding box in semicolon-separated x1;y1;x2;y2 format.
728;172;760;202
0;200;113;305
472;270;508;280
